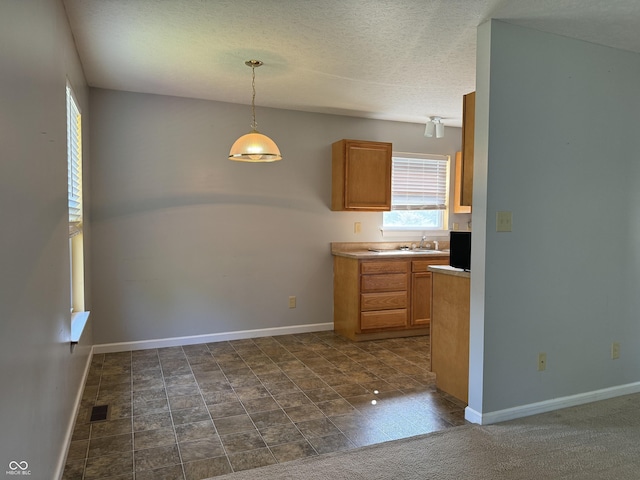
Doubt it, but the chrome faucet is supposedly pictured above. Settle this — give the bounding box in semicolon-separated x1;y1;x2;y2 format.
419;235;427;249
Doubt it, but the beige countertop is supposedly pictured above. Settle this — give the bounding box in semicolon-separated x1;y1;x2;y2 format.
331;242;449;260
428;265;470;278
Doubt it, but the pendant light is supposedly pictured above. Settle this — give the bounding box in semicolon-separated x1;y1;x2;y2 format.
228;60;282;162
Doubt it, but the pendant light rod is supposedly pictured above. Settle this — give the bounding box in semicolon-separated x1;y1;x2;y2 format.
246;59;262;131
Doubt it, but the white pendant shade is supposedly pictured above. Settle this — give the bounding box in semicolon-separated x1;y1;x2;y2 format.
228;131;282;162
424;121;435;138
424;116;445;139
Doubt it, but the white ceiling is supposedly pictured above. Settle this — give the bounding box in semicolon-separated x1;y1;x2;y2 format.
62;0;640;127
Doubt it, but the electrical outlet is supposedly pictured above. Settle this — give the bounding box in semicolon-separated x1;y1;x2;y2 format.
496;211;513;232
288;296;296;309
611;342;620;360
453;222;460;231
354;222;361;234
537;352;547;371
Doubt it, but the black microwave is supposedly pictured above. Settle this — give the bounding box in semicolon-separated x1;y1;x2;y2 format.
450;231;471;271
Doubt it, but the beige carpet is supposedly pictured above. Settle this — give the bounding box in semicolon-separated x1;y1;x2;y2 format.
214;393;640;479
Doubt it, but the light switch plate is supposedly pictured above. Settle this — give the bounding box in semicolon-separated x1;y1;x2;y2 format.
496;211;513;232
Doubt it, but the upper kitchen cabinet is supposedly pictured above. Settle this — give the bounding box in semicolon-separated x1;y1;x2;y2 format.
453;151;471;214
460;92;475;207
331;139;392;211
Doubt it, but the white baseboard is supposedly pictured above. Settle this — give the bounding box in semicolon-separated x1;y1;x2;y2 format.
55;346;94;480
464;381;640;425
93;322;334;354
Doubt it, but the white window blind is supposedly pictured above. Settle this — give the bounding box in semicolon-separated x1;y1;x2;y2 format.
66;85;82;237
391;154;448;210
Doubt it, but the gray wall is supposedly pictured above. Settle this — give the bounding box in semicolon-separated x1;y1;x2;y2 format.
89;89;466;345
469;20;640;415
0;0;92;476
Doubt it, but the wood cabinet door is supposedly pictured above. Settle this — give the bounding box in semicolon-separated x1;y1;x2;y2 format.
453;151;471;214
411;272;432;326
344;141;391;210
461;92;475;207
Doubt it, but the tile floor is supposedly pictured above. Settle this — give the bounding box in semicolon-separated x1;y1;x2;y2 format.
63;331;467;480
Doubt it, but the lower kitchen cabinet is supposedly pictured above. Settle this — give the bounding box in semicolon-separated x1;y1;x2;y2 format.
410;259;448;327
333;255;448;341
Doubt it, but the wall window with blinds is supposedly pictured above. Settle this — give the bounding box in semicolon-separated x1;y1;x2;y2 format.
67;84;85;315
382;153;450;230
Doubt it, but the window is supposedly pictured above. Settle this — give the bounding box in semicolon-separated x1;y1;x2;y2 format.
383;153;450;231
66;84;85;315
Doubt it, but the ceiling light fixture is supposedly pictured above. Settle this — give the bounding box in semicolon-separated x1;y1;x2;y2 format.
424;116;445;139
228;60;282;162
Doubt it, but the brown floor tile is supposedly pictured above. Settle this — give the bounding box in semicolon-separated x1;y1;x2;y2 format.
304;387;341;403
134;444;180;472
168;394;205;411
134;388;166;404
283;404;325;422
179;438;225;463
233;385;271;401
202;390;238;405
315;398;356;416
88;433;132;457
269;439;317;463
258;423;305;446
184;457;232;480
66;439;88;460
175;420;217;443
135;464;184;480
241;396;280;413
134;398;170;416
90;418;132;439
166;384;201;397
307;432;354;454
109;401;134;419
71;423;90;441
207;400;245;419
84;451;133;480
134;427;176;450
228;374;262;388
62;458;84;480
331;382;369;397
273;392;311;408
343;427;391;447
249;409;292;429
220;430;266;454
213;414;255;435
164;374;197;388
255;371;289;384
288;372;322;385
295;418;342;438
438;409;468;426
266;381;301;396
171;405;211;425
227;447;277;472
134;411;173;432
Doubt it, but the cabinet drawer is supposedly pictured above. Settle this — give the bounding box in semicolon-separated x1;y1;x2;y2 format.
361;273;408;293
361;292;408;311
412;258;449;272
361;309;408;330
361;261;408;275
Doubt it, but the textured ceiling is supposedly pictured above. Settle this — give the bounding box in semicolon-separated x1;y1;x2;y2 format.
62;0;640;127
